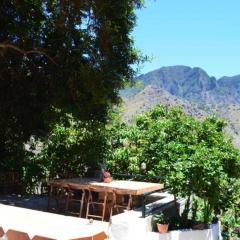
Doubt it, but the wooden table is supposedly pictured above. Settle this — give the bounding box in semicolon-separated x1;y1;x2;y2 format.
0;204;108;240
48;178;164;196
48;178;164;218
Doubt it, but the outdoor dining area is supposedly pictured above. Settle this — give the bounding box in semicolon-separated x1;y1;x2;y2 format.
0;174;164;240
47;177;164;221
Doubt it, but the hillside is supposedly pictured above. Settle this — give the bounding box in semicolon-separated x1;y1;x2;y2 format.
121;66;240;147
123;85;207;123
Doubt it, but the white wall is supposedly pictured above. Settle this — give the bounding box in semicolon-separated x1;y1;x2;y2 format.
110;210;221;240
146;229;213;240
109;192;221;240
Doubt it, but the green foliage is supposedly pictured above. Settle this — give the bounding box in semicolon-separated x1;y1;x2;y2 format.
153;212;169;224
0;1;144;180
33;113;108;179
221;180;240;239
22;151;46;193
0;142;25;171
1;111;108;191
0;0;144;127
107;105;240;223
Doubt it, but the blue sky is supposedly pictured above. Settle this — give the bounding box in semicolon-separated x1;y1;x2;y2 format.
133;0;240;78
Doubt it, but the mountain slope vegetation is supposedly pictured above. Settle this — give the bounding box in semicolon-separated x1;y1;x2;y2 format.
122;66;240;147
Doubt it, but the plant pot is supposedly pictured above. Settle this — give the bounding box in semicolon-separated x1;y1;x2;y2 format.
157;223;169;233
103;177;112;183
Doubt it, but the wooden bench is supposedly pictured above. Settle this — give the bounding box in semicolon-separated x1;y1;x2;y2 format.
0;171;23;194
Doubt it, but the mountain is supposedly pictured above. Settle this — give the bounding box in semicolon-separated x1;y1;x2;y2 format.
121;66;240;147
123;85;207;123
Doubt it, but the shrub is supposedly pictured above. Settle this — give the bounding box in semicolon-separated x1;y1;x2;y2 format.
32;114;108;181
107;105;240;223
153;212;169;224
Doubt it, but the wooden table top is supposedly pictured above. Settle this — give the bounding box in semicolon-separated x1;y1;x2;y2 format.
48;178;164;195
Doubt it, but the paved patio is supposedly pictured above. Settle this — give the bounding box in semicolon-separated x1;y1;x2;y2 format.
0;194;48;211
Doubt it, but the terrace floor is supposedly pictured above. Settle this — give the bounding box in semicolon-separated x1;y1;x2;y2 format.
0;194;48;212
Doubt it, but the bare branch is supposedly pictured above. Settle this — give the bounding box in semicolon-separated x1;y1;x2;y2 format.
0;42;57;65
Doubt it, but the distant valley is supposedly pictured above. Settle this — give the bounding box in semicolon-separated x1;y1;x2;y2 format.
121;66;240;147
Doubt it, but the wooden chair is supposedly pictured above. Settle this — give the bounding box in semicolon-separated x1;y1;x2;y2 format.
92;232;108;240
6;230;30;240
32;236;56;240
65;183;88;217
47;181;67;212
110;189;133;218
0;227;4;237
70;237;92;240
70;231;107;240
86;187;111;221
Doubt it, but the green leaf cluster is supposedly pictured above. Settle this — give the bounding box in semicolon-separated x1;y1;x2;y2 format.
0;1;144;180
107;105;240;223
32;113;108;180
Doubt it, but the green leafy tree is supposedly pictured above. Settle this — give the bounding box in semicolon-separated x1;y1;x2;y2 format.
221;179;240;239
0;1;144;172
107;105;240;223
34;113;108;179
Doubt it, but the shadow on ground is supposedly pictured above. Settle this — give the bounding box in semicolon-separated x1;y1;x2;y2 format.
0;194;48;211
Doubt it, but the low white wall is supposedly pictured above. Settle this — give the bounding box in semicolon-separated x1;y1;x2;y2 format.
146;229;213;240
145;222;221;240
109;192;221;240
110;210;150;240
111;223;220;240
110;210;221;240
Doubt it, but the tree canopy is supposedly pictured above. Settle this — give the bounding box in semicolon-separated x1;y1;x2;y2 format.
0;0;143;143
107;105;240;222
0;1;143;170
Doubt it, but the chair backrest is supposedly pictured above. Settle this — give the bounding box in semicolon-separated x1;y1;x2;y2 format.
70;231;107;240
112;188;133;209
0;227;4;237
68;183;89;191
112;189;125;202
87;187;111;203
6;230;30;240
93;232;108;240
48;180;63;188
32;236;55;240
114;188;132;196
70;237;92;240
88;186;109;194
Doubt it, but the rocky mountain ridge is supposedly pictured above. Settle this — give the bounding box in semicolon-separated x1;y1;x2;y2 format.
122;66;240;147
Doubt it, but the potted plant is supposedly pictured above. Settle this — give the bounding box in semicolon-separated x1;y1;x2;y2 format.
153;212;169;233
103;169;112;183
